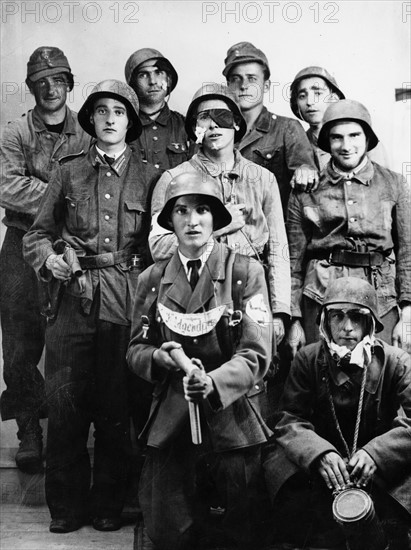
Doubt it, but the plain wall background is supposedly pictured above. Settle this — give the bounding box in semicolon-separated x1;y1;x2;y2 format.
0;0;410;448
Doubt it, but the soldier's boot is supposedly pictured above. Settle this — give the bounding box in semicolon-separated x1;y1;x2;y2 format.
15;414;43;474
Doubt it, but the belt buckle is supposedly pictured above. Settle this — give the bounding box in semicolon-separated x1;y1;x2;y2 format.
229;310;242;327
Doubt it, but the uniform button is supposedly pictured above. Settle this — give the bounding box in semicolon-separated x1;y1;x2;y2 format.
105;193;111;199
347;200;354;205
349;217;356;223
104;215;110;220
193;338;198;344
236;280;242;285
104;237;110;243
255;384;260;390
102;257;109;263
106;172;111;177
153;136;158;141
266;153;272;159
152;126;157;130
346;180;352;186
154;163;160;169
46;135;52;139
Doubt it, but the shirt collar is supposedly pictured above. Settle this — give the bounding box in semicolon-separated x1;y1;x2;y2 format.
196;148;241;179
32;106;77;135
178;238;214;276
326;156;374;186
91;144;130;176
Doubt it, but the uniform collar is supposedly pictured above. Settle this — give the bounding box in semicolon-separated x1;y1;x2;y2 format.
139;103;170;127
162;241;228;312
325;156;374;186
90;144;131;176
321;340;384;394
32;105;77;135
195;148;241;179
253;106;272;133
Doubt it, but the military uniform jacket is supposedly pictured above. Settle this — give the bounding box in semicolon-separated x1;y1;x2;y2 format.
23;145;159;325
270;340;411;514
127;242;273;451
237;106;316;212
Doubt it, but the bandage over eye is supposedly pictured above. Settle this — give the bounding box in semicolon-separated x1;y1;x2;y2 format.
195;109;236;129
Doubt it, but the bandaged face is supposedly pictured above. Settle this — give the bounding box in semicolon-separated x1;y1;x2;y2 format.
327;304;370;351
194;99;236;151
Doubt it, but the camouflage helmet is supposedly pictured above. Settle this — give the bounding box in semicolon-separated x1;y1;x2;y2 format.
223;41;270;79
290;66;345;120
77;79;142;141
124;48;178;93
320;277;383;332
185;83;247;142
157;172;232;231
26;46;73;90
317;99;379;153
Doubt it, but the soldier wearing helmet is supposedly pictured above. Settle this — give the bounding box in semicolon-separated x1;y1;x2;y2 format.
127;172;273;549
290;66;345;171
23;80;159;534
223;41;318;212
149;82;291;347
0;47;89;475
290;66;389;170
286;99;411;358
125;47;190;170
264;277;411;550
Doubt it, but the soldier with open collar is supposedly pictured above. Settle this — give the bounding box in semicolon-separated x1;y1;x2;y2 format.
23;80;159;534
125;47;190;170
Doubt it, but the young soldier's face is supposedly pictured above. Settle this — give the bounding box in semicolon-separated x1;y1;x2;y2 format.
226;62;269;112
296;76;335;126
329;121;368;171
132;60;170;107
328;304;369;351
31;73;70;114
195;99;235;153
171;195;214;258
91;97;130;149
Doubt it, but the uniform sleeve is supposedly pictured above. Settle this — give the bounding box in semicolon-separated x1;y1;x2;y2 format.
0;121;48;215
208;259;273;409
286;190;311;318
394;173;411;305
149;170;179;261
274;348;338;471
126;268;165;383
22;166;66;276
261;169;291;317
285;119;317;174
362;349;411;480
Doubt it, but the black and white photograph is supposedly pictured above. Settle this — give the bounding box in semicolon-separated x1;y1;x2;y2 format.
1;1;410;549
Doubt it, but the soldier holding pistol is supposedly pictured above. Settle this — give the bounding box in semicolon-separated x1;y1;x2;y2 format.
23;80;158;533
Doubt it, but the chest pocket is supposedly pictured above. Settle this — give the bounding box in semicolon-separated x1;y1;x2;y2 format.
124;200;147;237
166;142;189;169
253;146;281;169
65;194;90;232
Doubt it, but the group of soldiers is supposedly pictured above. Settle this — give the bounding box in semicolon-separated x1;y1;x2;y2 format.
0;42;410;550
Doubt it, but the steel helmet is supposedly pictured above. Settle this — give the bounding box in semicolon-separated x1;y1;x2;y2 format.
157;172;232;231
317;99;379;153
78;79;142;141
223;41;270;79
290;66;345;120
320;277;383;332
185;83;247;142
124;48;178;93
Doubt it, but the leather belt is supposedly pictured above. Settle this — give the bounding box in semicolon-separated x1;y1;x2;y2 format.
308;249;388;267
79;249;133;269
